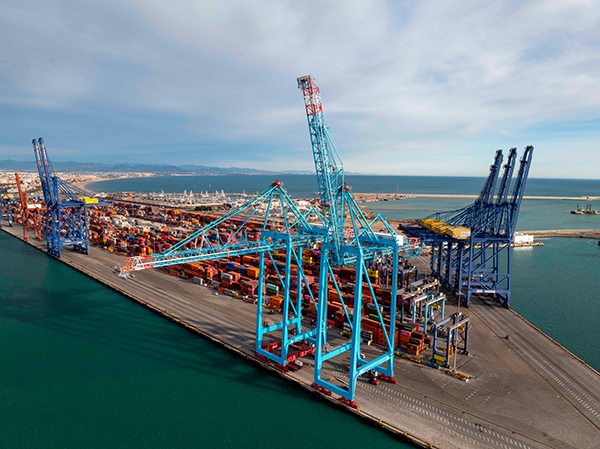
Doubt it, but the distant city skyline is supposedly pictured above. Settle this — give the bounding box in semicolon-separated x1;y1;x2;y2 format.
1;1;599;179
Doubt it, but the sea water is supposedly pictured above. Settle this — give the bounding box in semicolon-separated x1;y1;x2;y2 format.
89;175;600;231
88;174;600;199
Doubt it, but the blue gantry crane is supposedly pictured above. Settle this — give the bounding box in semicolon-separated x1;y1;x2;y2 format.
33;138;110;257
117;76;421;402
401;146;533;307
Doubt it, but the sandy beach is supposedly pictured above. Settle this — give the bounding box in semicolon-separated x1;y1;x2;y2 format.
75;175;148;193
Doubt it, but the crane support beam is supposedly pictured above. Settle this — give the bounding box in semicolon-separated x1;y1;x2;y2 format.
431;313;470;368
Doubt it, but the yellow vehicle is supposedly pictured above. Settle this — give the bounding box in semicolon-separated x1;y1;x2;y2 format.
79;196;99;204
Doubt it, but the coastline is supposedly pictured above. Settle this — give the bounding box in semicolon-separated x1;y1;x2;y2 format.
75;176;126;192
77;175;149;193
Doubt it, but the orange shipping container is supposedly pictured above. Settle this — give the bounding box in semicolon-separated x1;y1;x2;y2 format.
245;267;259;279
269;296;284;308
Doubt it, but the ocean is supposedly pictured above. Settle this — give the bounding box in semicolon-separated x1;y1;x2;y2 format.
364;197;600;232
89;175;600;232
88;174;600;199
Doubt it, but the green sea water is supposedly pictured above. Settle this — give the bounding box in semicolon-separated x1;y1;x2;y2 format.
0;231;405;448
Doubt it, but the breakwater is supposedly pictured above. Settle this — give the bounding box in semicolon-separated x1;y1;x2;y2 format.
525;229;600;239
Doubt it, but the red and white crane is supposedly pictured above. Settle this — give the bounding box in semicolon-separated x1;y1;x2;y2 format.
15;173;45;241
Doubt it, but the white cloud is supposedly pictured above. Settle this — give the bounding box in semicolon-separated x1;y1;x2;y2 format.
0;0;600;177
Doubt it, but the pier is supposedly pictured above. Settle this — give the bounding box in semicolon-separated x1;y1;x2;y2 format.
3;222;599;449
355;193;600;202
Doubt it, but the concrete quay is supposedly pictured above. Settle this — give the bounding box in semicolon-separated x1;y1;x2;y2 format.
2;223;599;449
525;229;600;240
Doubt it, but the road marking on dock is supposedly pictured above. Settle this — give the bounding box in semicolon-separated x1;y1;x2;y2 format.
476;305;600;424
360;380;534;449
518;344;600;420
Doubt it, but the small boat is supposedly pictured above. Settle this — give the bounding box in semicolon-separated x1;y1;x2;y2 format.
571;204;585;214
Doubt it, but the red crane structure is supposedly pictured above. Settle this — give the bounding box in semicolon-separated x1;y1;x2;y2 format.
15;173;45;241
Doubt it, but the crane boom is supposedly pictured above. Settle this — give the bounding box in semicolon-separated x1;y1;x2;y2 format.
15;173;27;210
33;138;57;206
297;75;345;264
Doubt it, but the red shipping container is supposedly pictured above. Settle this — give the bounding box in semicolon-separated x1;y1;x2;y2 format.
411;331;425;341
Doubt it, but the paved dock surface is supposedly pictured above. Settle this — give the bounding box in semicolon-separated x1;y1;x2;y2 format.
2;224;599;449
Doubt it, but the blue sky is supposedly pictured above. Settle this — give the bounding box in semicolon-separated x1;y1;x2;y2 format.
1;0;599;178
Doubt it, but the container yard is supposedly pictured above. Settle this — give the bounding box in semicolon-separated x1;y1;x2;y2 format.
94;202;440;354
2;77;600;449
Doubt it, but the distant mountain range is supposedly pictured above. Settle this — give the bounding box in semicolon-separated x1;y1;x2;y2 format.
0;160;314;175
